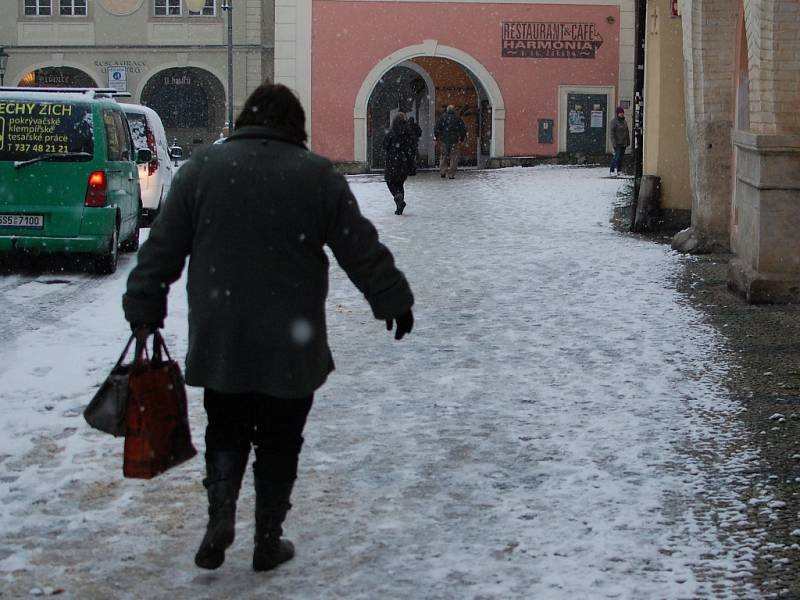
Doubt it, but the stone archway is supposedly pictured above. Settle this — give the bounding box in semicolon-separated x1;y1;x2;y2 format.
17;65;98;88
354;40;506;163
140;67;226;153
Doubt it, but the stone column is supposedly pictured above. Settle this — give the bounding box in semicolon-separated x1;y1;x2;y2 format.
727;0;800;302
671;0;737;253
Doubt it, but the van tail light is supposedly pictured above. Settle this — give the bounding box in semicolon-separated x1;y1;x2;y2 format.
146;128;159;176
85;171;107;207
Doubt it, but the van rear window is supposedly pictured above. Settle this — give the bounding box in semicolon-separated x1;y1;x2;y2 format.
0;101;93;162
125;113;149;150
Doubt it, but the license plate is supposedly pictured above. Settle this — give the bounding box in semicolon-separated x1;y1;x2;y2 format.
0;214;44;229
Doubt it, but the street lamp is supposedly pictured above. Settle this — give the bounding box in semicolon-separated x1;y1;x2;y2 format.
222;1;233;133
185;0;232;133
0;47;9;86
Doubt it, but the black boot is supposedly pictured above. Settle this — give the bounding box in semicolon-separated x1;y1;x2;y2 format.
252;479;296;572
393;193;406;215
194;451;249;570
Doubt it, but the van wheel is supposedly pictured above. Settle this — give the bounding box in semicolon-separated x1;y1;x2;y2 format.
95;225;119;274
122;203;141;252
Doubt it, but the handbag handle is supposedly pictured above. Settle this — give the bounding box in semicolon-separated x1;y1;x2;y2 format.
153;330;175;363
115;332;138;369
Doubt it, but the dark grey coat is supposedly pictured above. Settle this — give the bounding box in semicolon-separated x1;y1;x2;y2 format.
123;126;414;398
610;116;631;147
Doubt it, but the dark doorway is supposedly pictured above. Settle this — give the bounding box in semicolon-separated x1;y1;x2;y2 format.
367;65;426;169
566;93;608;155
141;68;225;153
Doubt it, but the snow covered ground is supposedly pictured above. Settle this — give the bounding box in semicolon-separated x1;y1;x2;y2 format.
0;166;773;599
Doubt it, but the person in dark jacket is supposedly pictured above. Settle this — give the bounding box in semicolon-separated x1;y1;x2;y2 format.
382;113;413;215
122;83;414;574
609;106;631;176
406;116;422;176
433;105;467;179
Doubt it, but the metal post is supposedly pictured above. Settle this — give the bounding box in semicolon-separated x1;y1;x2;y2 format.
630;0;647;231
222;1;234;132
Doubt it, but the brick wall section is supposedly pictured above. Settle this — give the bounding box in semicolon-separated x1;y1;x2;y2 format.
681;0;738;242
747;0;800;133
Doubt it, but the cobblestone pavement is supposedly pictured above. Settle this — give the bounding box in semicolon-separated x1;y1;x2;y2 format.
671;251;800;600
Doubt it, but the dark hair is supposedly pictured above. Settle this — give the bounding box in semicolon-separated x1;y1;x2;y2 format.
390;113;406;135
234;83;308;144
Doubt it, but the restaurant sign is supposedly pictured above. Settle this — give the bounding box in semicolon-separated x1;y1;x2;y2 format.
502;22;604;59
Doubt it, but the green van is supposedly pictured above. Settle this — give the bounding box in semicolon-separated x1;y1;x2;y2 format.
0;87;152;273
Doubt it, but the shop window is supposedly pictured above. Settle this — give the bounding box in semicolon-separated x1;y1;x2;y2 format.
24;0;52;16
188;0;215;16
59;0;87;16
154;0;181;16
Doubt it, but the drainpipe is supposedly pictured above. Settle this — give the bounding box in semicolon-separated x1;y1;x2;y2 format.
630;0;647;230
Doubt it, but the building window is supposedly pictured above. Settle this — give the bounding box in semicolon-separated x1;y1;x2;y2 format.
188;0;215;16
24;0;52;16
59;0;87;16
154;0;181;16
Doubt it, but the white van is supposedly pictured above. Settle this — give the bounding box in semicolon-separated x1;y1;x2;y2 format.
122;104;177;226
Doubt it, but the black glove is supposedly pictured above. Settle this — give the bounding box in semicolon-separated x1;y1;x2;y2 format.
385;309;414;340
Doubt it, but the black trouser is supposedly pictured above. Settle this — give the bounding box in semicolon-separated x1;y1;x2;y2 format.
204;389;313;482
385;178;405;198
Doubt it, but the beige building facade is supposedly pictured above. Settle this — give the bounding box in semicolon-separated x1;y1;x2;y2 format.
641;0;691;228
0;0;274;153
673;0;800;302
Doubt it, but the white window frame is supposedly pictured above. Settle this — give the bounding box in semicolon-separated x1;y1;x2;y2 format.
24;0;52;16
154;0;181;16
59;0;87;16
188;0;215;16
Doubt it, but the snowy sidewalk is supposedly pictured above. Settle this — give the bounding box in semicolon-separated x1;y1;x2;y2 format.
0;166;773;599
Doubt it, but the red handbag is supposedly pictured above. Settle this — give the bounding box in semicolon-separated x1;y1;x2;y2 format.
123;330;197;479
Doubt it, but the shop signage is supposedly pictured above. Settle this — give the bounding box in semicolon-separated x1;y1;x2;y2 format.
108;66;127;92
95;60;147;74
671;0;681;17
502;22;604;59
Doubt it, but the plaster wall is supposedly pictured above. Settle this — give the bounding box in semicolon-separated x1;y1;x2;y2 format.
642;0;691;213
311;1;621;161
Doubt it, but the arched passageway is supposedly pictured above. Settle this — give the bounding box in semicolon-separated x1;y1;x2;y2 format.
141;67;225;153
367;57;491;170
17;66;97;88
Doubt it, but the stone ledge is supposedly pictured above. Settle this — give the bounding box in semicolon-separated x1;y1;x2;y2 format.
728;258;800;304
333;161;370;175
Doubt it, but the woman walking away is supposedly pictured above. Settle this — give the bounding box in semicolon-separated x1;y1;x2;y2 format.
123;82;414;574
383;113;412;215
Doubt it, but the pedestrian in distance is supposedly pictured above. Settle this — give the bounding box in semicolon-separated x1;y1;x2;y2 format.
406;116;422;176
433;105;467;179
383;113;414;215
122;82;415;574
609;106;631;177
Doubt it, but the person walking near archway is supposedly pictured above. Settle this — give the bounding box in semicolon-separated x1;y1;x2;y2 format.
609;106;630;176
382;113;413;215
434;105;466;179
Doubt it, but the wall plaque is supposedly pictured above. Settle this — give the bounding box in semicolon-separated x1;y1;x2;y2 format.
502;22;604;59
98;0;145;16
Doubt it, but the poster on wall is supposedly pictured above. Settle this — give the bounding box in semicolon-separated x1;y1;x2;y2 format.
590;110;603;128
568;107;585;133
502;22;604;58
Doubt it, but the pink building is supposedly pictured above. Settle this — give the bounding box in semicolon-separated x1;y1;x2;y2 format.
275;0;634;169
